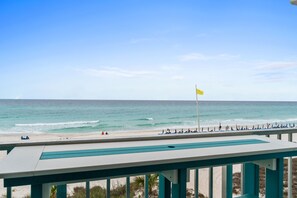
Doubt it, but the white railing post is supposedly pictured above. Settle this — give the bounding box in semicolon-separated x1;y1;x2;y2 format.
222;165;232;198
288;133;293;198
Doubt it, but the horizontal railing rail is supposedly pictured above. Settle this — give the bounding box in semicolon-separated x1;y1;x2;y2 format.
1;128;297;151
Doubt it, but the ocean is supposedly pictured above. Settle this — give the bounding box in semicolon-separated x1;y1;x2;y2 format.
0;99;297;134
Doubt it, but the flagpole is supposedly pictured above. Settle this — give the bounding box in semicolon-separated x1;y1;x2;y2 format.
195;84;200;132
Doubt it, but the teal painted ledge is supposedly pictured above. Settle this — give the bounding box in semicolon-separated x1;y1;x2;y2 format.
40;139;267;160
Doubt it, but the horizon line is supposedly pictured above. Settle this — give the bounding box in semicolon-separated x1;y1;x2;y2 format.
0;98;297;103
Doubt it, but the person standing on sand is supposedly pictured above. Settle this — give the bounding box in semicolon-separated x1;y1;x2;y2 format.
219;123;222;131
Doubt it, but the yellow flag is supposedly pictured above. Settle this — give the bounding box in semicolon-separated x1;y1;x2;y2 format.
196;88;204;95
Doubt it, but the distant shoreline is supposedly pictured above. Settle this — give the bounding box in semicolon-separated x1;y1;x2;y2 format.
1;122;296;143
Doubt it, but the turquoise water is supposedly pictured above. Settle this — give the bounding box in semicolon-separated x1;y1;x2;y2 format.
0;100;297;134
40;139;267;160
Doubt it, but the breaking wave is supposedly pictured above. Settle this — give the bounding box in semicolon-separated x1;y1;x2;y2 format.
13;120;100;132
15;120;100;127
136;118;154;121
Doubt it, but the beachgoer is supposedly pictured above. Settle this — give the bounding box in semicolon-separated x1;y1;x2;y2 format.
21;135;29;140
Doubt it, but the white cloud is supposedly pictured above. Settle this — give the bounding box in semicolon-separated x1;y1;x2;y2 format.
254;72;284;82
160;64;182;71
179;53;239;62
171;75;184;80
256;61;297;70
78;67;158;78
253;61;297;82
14;95;22;99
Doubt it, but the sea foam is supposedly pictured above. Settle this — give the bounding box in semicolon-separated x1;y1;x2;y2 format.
15;120;100;127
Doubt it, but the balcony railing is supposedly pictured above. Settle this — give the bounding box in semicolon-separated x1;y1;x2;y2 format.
1;128;297;198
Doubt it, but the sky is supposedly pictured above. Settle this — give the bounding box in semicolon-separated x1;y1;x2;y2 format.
1;0;297;101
